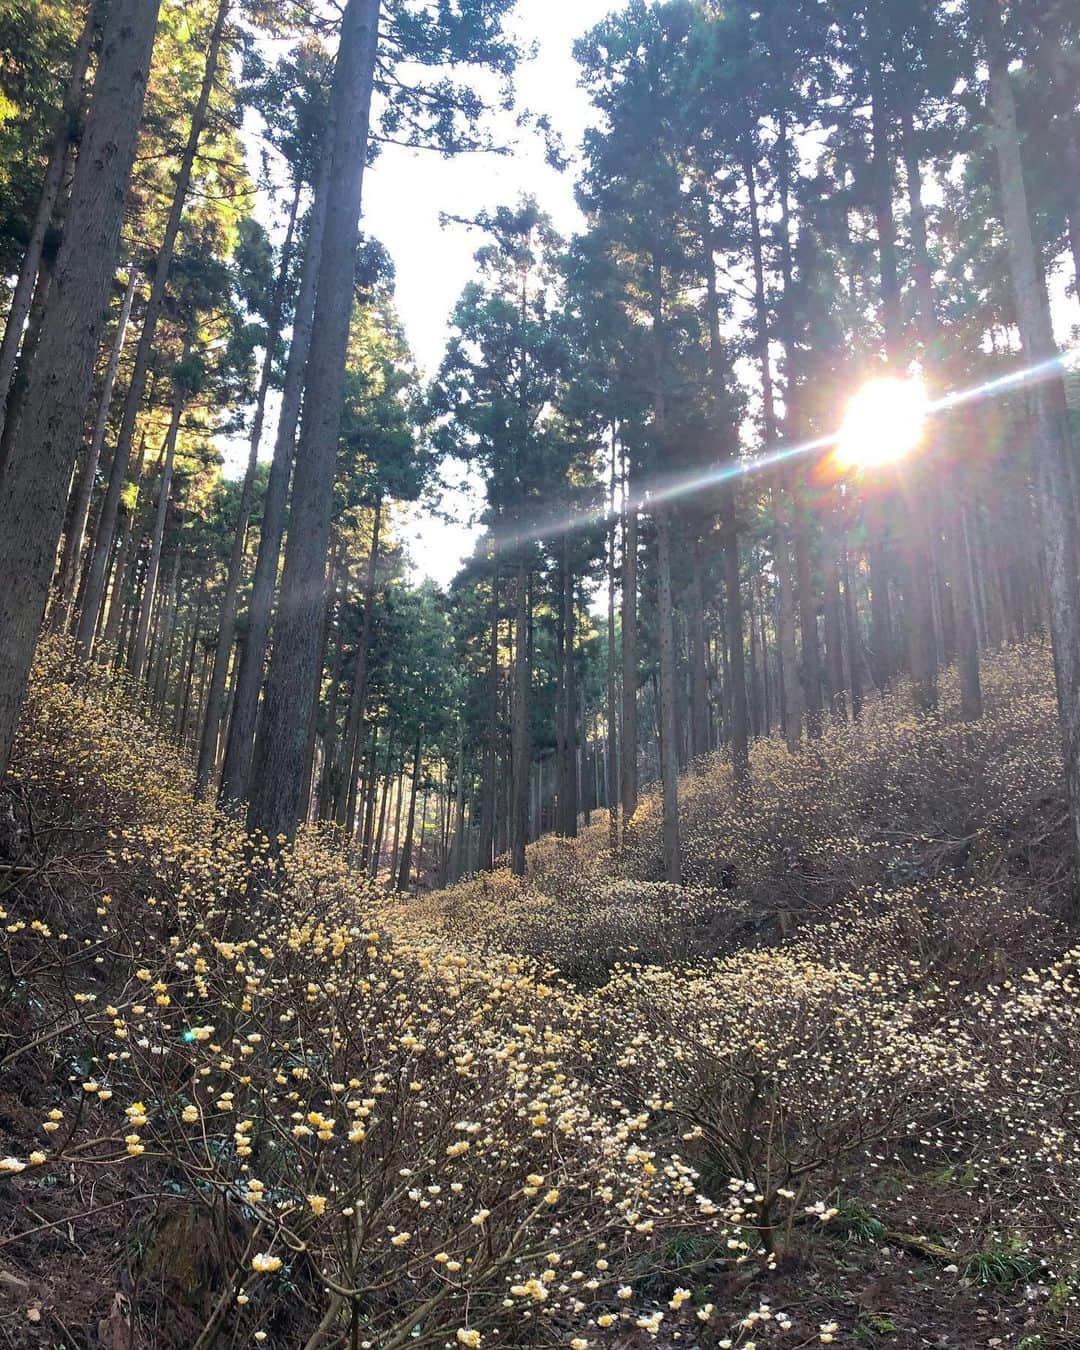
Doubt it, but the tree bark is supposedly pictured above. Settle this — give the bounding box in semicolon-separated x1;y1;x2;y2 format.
620;479;638;833
703;240;749;784
0;0;97;449
744;150;800;749
335;498;382;826
396;735;422;892
130;390;183;684
651;251;681;884
76;0;230;657
509;549;530;874
0;0;160;777
248;0;380;843
195;183;301;797
52;269;137;630
606;425;619;849
983;0;1080;903
901;105;980;719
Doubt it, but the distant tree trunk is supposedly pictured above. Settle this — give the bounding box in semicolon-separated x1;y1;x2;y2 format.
509;549;530;874
901;105;981;720
651;252;681;885
655;508;682;883
370;735;395;879
743;149;801;751
336;498;382;826
983;0;1080;904
76;0;231;658
688;537;710;758
297;551;335;826
101;428;152;660
703;226;749;785
195;184;301;797
218;160;331;805
792;474;823;736
396;735;422;892
248;0;380;843
477;560;498;870
821;500;848;722
360;728;380;861
52;270;137;630
450;726;466;881
0;0;97;449
556;538;578;837
152;548;181;708
841;529;864;720
130;390;184;684
0;0;160;777
620;477;638;834
316;553;345;820
606;427;619;849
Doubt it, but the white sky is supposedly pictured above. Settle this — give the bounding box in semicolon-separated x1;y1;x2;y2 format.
364;1;618;586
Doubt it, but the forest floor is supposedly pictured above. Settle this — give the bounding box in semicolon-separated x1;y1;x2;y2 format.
0;640;1078;1348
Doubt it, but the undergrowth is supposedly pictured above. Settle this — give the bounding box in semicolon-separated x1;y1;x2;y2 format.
0;640;1078;1346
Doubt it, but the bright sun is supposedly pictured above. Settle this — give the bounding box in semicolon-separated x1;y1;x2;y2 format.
833;376;929;472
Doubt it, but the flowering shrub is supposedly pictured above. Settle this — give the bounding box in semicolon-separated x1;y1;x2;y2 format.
4;640;1080;1344
0;644;755;1347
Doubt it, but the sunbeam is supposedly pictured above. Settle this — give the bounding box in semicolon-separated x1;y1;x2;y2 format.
488;351;1074;556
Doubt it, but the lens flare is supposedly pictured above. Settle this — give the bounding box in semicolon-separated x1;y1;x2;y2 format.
832;377;929;473
480;353;1069;558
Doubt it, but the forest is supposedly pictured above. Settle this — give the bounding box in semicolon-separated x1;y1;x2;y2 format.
0;0;1079;1344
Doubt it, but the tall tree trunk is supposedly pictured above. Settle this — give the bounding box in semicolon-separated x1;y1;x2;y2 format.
901;105;981;720
0;0;97;448
822;499;848;722
651;251;681;885
101;427;151;660
556;538;578;837
620;479;638;833
396;735;422;892
0;0;161;777
195;184;301;797
218;161;331;804
76;0;230;658
606;426;620;850
655;508;681;883
52;269;137;630
130;390;183;684
297;551;336;826
509;549;530;875
336;498;382;826
370;734;395;880
477;560;498;870
744;150;800;750
248;0;380;843
688;537;710;758
983;0;1080;905
450;725;466;882
703;239;749;784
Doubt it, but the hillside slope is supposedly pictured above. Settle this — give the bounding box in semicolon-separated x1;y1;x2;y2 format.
0;640;1077;1348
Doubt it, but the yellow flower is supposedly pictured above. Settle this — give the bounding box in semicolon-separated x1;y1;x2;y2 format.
308;1195;327;1217
456;1331;480;1348
251;1253;282;1273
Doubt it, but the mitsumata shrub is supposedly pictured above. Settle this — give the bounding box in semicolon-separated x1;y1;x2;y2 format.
3;640;1080;1345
